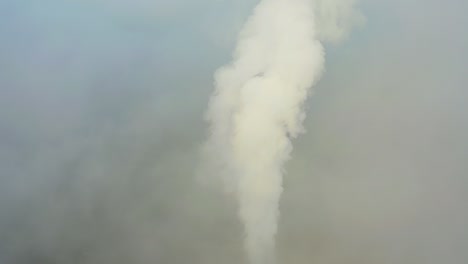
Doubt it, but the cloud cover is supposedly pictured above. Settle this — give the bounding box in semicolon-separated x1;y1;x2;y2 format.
0;0;467;263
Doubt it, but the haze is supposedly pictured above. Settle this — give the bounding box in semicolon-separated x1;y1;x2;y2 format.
0;0;467;263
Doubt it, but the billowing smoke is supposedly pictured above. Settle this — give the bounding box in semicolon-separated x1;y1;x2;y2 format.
202;0;360;263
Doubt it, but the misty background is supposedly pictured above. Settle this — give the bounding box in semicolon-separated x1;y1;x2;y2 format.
0;0;467;263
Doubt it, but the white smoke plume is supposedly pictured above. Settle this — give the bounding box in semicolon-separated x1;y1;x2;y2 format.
315;0;364;43
203;0;360;263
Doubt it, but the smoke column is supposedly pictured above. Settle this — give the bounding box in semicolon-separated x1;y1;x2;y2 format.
203;0;360;263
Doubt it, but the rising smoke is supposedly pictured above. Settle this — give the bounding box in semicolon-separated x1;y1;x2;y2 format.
2;0;468;264
202;0;361;264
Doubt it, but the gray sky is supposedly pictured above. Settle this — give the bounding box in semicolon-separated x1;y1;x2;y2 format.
0;0;467;263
